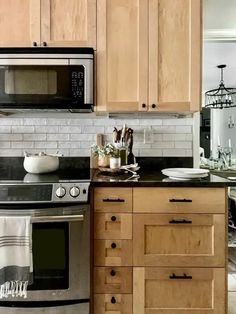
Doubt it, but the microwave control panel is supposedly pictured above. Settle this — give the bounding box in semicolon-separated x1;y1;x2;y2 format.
71;68;84;102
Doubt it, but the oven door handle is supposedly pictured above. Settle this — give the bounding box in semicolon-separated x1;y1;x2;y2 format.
32;214;84;223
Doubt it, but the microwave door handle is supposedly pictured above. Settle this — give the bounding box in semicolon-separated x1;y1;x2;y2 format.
32;214;84;223
0;59;69;65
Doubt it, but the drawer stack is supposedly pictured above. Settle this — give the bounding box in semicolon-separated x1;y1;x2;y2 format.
93;188;133;314
93;187;227;314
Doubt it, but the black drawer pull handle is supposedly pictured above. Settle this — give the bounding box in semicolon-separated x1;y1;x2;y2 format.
103;198;125;203
42;41;47;46
110;270;116;276
111;242;117;249
111;296;116;304
33;41;37;46
169;219;192;224
169;198;192;203
111;216;117;222
169;273;192;280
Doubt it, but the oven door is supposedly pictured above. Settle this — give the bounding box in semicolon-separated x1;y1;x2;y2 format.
0;59;93;111
0;205;90;312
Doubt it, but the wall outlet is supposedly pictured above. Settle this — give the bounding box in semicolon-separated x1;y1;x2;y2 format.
144;127;153;144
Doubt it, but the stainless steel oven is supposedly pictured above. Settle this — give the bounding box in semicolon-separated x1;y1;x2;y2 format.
0;48;94;112
0;182;90;314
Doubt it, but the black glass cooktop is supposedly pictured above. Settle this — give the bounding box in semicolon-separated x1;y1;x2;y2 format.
0;157;91;183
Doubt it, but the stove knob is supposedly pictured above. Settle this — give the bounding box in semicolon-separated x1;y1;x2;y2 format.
55;186;66;198
70;186;80;198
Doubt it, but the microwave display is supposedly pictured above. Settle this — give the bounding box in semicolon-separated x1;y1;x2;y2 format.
0;65;85;109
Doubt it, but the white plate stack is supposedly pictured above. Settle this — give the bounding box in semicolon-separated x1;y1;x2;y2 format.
161;168;209;180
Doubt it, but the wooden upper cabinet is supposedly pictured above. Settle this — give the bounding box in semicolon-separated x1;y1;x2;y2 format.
96;0;148;112
41;0;96;47
149;0;201;112
96;0;201;112
0;0;40;47
0;0;96;47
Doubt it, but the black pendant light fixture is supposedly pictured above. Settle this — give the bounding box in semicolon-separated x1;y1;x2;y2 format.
205;64;236;109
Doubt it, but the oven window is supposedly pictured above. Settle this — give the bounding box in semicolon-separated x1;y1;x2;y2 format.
28;222;69;290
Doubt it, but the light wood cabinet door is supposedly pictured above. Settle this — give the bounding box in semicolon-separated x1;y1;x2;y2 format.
0;0;40;47
149;0;201;112
133;187;226;214
94;267;133;294
94;213;132;239
133;267;226;314
41;0;96;47
94;239;133;266
94;294;132;314
133;213;225;267
96;0;148;111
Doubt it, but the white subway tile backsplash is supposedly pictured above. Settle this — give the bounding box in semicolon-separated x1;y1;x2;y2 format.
0;134;23;141
0;142;10;148
70;134;94;141
35;142;58;149
0;114;194;157
24;134;46;141
59;126;82;133
0;126;11;133
12;126;34;133
11;141;34;149
35;126;58;133
47;134;70;141
82;126;104;134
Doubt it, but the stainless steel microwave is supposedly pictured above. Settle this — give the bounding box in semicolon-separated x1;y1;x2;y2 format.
0;48;94;113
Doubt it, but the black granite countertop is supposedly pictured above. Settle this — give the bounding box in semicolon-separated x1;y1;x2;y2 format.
91;157;236;187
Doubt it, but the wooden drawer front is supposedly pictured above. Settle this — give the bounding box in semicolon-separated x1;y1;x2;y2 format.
94;188;132;212
94;240;132;266
133;213;225;267
94;213;132;239
133;267;226;314
94;294;132;314
94;267;132;294
133;187;226;213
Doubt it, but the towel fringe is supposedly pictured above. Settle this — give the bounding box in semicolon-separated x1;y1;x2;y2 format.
0;281;28;299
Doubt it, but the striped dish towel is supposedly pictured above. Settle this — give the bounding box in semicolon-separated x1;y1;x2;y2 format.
0;216;33;299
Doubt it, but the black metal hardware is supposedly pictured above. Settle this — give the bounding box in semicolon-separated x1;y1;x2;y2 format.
103;198;125;203
151;104;156;109
111;216;117;222
142;103;146;108
111;297;116;304
169;219;192;224
42;42;47;47
110;270;116;277
169;198;192;203
33;42;37;47
111;242;117;249
169;273;192;280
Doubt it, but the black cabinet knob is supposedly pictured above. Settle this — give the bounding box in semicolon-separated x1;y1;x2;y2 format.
110;270;116;276
111;242;117;249
111;216;116;222
151;104;156;109
111;296;116;304
42;42;47;47
33;42;37;47
142;103;146;108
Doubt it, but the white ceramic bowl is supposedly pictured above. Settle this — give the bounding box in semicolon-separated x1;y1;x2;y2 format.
23;152;60;174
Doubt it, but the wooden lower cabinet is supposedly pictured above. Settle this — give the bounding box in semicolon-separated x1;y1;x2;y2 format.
133;213;225;267
94;294;132;314
133;267;226;314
